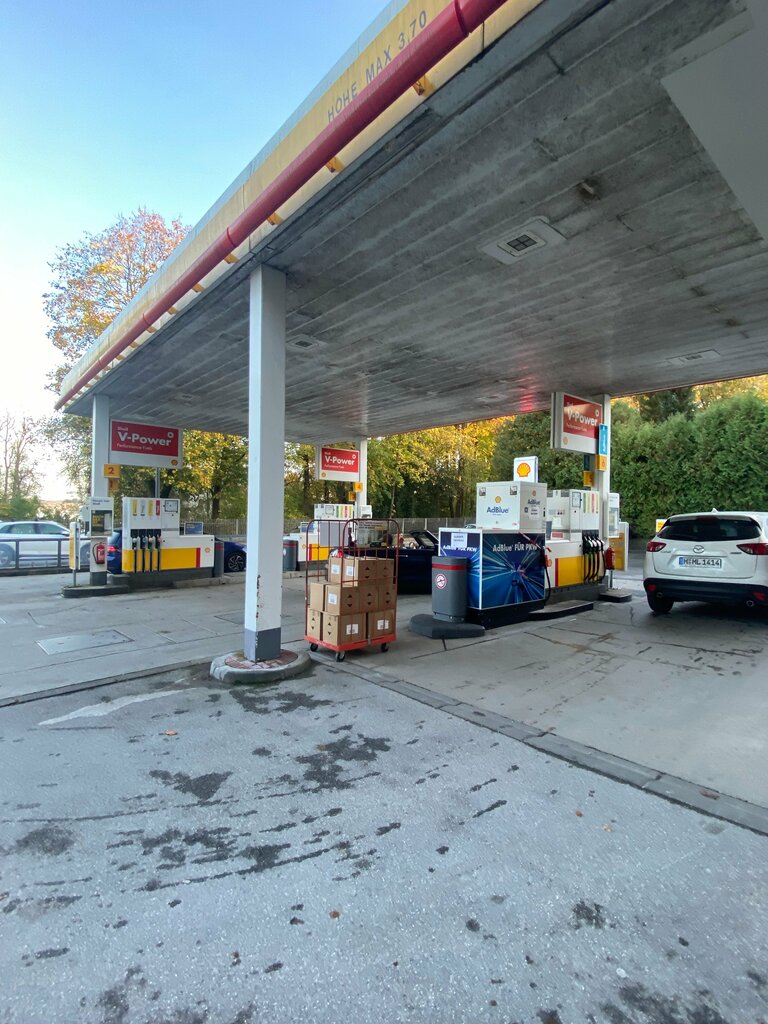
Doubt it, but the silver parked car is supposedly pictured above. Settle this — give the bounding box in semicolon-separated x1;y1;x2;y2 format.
0;520;72;568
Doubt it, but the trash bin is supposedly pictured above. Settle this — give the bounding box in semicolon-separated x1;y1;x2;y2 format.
282;538;298;572
432;556;467;622
213;539;225;577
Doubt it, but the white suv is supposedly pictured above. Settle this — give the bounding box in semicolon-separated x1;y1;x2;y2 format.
643;511;768;614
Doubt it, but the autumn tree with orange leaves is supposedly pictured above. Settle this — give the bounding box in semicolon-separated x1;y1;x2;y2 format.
43;209;189;498
45;208;188;392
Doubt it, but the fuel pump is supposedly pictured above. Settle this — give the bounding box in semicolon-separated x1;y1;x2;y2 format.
122;497;162;574
581;531;602;582
80;497;114;585
120;496;210;577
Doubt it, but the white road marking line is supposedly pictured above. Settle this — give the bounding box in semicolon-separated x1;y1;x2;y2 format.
39;689;182;726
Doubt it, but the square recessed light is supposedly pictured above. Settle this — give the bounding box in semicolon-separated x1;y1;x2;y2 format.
479;217;565;266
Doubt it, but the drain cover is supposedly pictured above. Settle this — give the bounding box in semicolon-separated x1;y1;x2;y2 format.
38;629;131;656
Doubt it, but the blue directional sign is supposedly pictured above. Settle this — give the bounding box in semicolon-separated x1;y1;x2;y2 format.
598;423;609;457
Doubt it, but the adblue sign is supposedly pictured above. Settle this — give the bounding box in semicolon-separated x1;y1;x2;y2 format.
316;445;360;482
109;420;182;469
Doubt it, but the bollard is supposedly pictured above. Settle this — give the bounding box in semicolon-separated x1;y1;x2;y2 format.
432;556;468;622
213;540;225;577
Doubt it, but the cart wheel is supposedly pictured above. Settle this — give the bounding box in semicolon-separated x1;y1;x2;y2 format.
380;643;389;652
335;650;346;663
309;643;318;652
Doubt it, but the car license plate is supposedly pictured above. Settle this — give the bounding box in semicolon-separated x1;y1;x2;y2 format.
678;556;722;568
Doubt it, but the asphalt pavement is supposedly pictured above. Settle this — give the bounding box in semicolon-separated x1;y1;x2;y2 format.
2;562;767;814
2;664;767;1024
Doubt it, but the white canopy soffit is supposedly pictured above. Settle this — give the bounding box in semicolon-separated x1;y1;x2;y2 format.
60;0;768;441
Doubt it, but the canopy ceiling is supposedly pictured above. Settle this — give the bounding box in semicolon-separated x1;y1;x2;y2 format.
65;0;768;441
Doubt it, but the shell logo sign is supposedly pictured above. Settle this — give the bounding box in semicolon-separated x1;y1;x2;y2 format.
513;456;539;482
494;495;502;503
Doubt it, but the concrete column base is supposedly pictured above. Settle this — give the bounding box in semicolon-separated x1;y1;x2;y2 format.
210;649;311;685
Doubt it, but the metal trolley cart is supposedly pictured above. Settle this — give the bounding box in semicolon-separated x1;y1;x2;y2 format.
304;518;399;661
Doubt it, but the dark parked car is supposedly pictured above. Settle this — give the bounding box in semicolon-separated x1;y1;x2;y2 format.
393;529;439;592
338;528;438;593
106;532;246;574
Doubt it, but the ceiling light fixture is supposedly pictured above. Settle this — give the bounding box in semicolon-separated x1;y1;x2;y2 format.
479;217;566;266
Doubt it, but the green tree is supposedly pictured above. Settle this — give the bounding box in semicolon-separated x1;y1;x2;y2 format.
176;432;249;520
367;419;504;518
610;394;768;535
283;443;349;519
690;394;768;511
491;411;582;490
611;406;697;536
0;413;40;519
695;375;768;409
637;387;695;423
100;433;249;523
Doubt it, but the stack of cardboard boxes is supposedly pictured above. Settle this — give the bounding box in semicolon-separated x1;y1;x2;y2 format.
306;554;397;648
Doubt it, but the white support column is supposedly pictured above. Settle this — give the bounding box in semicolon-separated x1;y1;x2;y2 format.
244;266;286;661
354;437;368;517
91;395;110;499
597;394;612;541
90;395;110;585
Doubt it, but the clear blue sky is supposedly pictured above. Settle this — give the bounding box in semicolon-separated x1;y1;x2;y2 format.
0;0;388;492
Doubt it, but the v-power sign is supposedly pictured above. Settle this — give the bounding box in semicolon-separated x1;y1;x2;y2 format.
109;419;183;469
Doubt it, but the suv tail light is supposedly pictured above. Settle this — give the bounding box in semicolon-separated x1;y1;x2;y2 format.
737;542;768;555
108;545;118;554
646;541;666;552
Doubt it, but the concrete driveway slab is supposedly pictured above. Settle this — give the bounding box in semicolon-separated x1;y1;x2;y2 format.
1;668;766;1024
2;567;767;814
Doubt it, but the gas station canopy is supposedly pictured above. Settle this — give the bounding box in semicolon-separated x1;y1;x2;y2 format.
59;0;768;441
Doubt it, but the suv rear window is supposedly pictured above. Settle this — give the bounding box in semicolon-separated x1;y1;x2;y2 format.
659;516;760;542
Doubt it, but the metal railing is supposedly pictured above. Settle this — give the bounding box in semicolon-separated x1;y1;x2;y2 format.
203;516;469;540
0;537;77;573
395;517;468;534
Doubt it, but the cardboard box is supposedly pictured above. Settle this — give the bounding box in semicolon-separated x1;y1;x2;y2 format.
357;583;379;612
367;610;395;639
323;612;366;646
306;607;322;638
378;582;397;609
355;557;384;581
324;584;359;614
378;558;395;581
328;554;395;582
328;555;358;583
308;581;327;612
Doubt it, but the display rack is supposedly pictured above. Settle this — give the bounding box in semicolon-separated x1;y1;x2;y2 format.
304;518;399;661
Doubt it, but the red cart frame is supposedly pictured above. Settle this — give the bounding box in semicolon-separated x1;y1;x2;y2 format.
304;518;399;661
